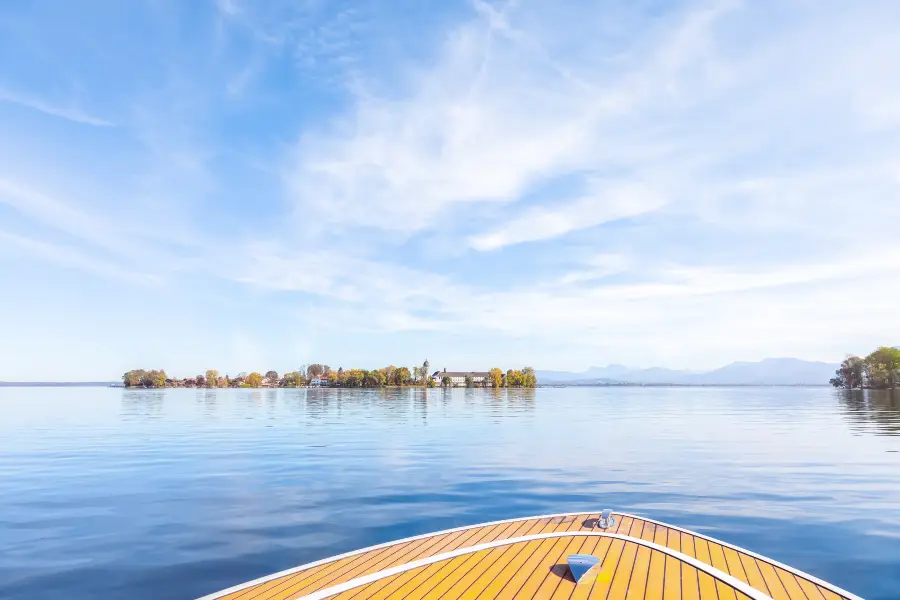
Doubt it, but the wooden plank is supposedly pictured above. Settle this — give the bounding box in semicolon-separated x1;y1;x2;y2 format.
692;539;719;600
644;548;666;600
550;536;604;600
615;516;635;536
626;545;652;600
267;523;510;600
586;538;627;599
720;546;750;586
504;536;573;599
234;543;400;600
664;553;682;600
681;560;700;600
772;566;812;600
531;535;592;599
793;573;828;600
492;538;570;600
422;546;518;600
666;527;682;553
753;560;790;600
817;586;845;600
737;553;771;597
460;539;549;600
396;552;488;600
471;538;549;600
335;522;534;600
605;540;639;600
627;518;645;539
476;514;597;600
344;560;450;600
565;538;614;600
654;524;668;548
640;521;660;543
706;540;737;600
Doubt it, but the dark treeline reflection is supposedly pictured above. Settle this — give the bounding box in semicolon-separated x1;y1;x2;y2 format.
121;387;537;423
837;388;900;436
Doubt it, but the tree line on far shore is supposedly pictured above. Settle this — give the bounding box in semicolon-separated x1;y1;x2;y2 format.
122;360;537;389
830;346;900;389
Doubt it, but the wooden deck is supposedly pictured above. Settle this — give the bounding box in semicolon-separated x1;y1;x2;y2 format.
200;512;860;600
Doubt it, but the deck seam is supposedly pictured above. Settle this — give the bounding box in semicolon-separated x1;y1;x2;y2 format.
617;529;641;600
603;538;628;600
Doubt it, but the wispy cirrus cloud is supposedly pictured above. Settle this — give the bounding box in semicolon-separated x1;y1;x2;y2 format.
0;87;113;127
468;181;667;251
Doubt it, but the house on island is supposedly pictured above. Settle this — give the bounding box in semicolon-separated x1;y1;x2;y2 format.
432;368;490;386
309;376;328;387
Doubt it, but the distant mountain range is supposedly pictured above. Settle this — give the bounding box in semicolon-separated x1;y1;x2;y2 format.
536;358;838;386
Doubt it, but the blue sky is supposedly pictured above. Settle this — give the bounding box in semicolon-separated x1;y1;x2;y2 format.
1;0;899;380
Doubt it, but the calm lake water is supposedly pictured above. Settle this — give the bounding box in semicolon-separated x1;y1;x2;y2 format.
1;386;898;599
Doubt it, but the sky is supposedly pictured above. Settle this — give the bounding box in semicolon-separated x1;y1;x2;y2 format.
1;0;899;380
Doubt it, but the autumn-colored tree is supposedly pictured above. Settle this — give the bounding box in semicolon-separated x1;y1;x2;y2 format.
216;376;226;388
206;370;219;388
489;368;503;388
343;369;364;387
396;366;412;385
865;347;900;389
246;372;263;387
522;367;537;388
123;369;147;387
282;371;305;387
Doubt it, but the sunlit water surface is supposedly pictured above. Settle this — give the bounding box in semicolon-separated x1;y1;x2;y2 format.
1;386;898;599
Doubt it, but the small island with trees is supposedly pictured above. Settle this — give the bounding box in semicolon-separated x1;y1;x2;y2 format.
830;346;900;389
122;360;538;389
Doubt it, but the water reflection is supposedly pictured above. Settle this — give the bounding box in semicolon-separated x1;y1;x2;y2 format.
120;390;165;419
838;389;900;436
6;385;897;600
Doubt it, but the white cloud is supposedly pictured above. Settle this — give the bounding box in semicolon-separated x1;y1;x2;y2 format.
0;232;162;286
0;87;113;127
468;181;666;251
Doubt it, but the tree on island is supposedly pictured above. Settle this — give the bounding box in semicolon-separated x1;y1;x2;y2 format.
246;372;263;387
282;371;305;387
489;368;503;388
206;369;219;388
831;347;900;389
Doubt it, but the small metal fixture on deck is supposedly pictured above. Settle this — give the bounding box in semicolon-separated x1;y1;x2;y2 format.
597;509;615;529
566;554;601;583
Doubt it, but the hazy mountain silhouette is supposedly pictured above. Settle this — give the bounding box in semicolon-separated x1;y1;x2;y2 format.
536;358;838;385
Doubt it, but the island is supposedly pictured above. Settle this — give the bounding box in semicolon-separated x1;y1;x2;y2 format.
122;361;537;389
